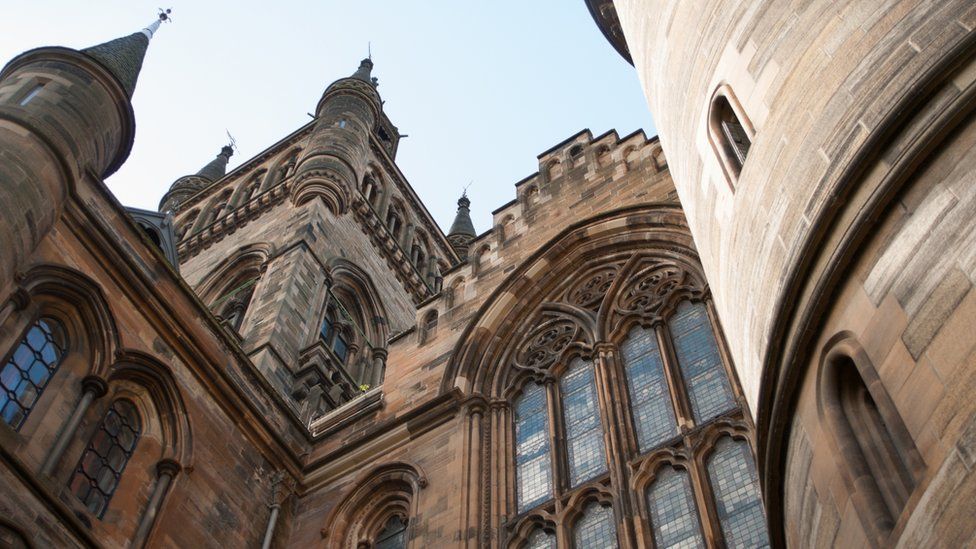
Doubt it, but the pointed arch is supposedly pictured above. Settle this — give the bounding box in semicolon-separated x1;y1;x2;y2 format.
321;461;427;548
326;258;390;347
107;350;192;467
16;264;121;377
442;204;699;399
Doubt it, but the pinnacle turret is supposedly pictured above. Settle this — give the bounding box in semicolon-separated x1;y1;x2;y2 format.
195;145;235;182
447;193;477;260
159;143;234;212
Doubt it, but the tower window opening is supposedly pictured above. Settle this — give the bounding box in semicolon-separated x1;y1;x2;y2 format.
708;87;753;186
339;119;347;128
19;83;45;106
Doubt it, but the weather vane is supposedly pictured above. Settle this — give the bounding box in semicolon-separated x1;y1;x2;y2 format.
462;180;473;197
226;130;237;152
158;8;173;23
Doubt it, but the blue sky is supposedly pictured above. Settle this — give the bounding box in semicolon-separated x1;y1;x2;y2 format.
1;2;655;234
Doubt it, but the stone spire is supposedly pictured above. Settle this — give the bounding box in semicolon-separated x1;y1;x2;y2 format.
350;58;376;85
447;193;477;260
158;144;234;212
80;11;170;98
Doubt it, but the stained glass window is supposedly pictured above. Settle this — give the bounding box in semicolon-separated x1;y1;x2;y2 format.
573;502;617;548
707;438;770;548
621;327;678;452
560;358;607;487
524;528;556;549
516;383;553;511
669;302;735;423
647;467;705;548
68;400;141;518
375;515;408;549
1;318;64;430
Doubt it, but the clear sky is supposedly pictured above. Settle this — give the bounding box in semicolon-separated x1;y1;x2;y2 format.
1;2;655;234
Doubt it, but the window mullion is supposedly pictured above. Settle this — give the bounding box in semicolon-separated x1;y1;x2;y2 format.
690;446;726;547
655;323;695;430
703;298;747;408
593;343;639;547
544;379;568;507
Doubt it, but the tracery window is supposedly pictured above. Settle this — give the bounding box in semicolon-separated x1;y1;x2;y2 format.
68;399;141;518
501;256;769;548
1;318;64;430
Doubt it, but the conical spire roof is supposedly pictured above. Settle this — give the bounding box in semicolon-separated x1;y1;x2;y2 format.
80;12;168;98
196;145;235;182
350;58;375;84
448;193;476;238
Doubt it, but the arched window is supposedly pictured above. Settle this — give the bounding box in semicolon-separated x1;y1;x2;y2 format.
820;346;921;537
560;358;606;487
546;160;563;180
374;514;408;549
320;306;349;364
706;437;769;548
573;502;617;548
708;86;753;186
669;301;735;423
646;467;704;548
1;318;65;430
68;399;142;518
420;310;438;345
569;144;585;166
216;281;256;333
176;209;199;240
595;145;611;168
515;383;552;512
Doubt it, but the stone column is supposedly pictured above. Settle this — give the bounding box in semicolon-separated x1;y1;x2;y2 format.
131;459;181;548
40;375;108;477
0;288;30;330
370;348;388;387
261;504;281;549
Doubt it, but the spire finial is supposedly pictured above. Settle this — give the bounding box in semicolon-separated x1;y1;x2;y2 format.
142;8;172;40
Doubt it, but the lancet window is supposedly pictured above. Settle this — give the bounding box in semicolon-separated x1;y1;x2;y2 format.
504;255;769;547
0;318;65;430
68;399;141;518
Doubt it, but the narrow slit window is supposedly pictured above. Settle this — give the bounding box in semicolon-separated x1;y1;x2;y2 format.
709;89;752;184
19;84;44;106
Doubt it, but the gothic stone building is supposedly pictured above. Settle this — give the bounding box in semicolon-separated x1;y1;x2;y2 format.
0;2;973;548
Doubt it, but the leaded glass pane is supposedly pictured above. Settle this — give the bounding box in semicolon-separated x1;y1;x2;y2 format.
707;438;770;548
621;327;678;452
560;359;607;487
1;319;64;430
375;515;408;549
516;383;553;511
573;502;617;548
69;400;141;518
647;468;705;549
669;302;735;423
524;528;555;549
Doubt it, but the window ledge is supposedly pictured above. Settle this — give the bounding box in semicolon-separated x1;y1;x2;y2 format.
308;387;383;438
